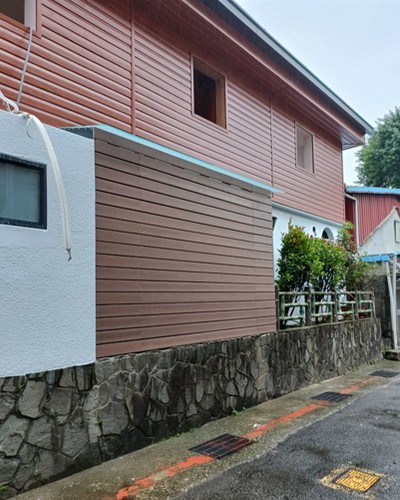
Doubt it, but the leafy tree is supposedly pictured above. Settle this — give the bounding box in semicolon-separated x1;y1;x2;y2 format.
336;222;369;290
277;221;318;292
310;238;347;292
357;107;400;187
277;221;367;292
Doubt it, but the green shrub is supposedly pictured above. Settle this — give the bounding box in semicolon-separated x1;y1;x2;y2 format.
277;221;317;292
336;222;369;290
310;237;347;292
277;221;367;292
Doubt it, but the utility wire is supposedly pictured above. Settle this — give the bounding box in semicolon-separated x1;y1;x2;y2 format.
17;26;33;107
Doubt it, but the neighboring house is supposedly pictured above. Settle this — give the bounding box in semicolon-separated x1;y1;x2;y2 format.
345;186;400;351
0;0;372;370
345;186;400;255
359;207;400;257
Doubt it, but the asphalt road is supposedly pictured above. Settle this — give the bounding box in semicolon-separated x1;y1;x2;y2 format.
179;376;400;499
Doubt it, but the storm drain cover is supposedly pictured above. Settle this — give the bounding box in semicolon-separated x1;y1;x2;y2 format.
334;468;381;492
189;433;253;459
370;370;400;378
311;391;352;403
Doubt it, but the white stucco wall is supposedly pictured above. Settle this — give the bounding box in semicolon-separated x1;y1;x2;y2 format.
272;203;342;275
0;111;96;377
360;209;400;256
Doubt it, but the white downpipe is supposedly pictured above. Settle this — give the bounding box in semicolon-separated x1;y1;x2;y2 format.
26;114;72;259
0;90;72;260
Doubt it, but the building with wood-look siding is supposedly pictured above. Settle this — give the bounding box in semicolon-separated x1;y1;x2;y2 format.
345;186;400;255
0;0;372;364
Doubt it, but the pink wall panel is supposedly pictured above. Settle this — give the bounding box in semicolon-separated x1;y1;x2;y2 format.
271;108;345;223
0;0;132;130
134;25;273;184
1;0;348;225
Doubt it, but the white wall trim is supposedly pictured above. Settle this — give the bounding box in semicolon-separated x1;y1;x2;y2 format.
272;202;342;228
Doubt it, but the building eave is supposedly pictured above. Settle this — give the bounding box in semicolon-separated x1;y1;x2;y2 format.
204;0;373;136
65;124;280;195
346;186;400;196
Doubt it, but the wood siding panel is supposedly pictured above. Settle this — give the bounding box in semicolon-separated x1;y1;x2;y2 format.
134;25;272;185
96;137;275;357
271;108;345;223
0;0;132;129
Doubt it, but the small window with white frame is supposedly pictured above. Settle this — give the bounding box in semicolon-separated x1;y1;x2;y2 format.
0;0;36;29
192;58;226;128
0;153;46;229
296;125;314;172
395;221;400;243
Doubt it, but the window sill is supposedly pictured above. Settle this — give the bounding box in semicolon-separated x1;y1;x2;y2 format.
0;13;41;38
191;111;229;135
296;163;315;176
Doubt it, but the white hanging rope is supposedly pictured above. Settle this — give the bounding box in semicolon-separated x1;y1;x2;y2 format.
0;89;72;260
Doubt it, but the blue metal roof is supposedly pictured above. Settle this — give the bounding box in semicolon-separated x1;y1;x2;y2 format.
362;254;390;262
362;253;400;262
346;186;400;196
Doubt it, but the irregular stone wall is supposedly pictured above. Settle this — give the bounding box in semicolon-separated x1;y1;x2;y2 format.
370;274;391;339
0;319;381;498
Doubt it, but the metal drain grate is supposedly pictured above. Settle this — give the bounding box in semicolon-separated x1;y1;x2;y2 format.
189;433;253;459
370;370;400;378
311;391;352;403
334;468;381;492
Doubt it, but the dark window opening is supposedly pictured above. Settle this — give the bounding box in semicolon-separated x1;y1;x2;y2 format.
0;0;36;28
321;228;333;240
0;153;46;229
193;59;226;128
194;69;217;123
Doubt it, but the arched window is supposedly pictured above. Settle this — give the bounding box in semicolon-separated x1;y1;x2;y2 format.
321;228;334;240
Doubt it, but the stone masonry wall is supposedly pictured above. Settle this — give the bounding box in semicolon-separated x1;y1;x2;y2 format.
370;274;391;339
0;319;381;498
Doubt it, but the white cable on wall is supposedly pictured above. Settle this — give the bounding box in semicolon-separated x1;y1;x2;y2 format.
0;89;72;260
17;26;33;107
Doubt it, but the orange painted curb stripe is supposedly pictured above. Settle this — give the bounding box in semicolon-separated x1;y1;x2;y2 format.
110;455;214;500
103;375;376;500
340;378;373;395
243;403;321;440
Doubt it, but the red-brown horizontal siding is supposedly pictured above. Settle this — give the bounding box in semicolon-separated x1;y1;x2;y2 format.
1;0;353;226
0;0;132;129
271;108;345;223
95;136;275;357
134;24;272;185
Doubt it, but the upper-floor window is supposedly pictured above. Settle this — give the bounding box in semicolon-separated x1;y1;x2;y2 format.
0;153;46;229
0;0;36;28
192;58;226;128
296;125;314;172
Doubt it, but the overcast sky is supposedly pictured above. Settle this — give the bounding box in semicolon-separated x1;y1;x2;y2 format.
235;0;400;185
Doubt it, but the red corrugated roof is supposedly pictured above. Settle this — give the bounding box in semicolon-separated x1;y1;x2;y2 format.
356;193;400;243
